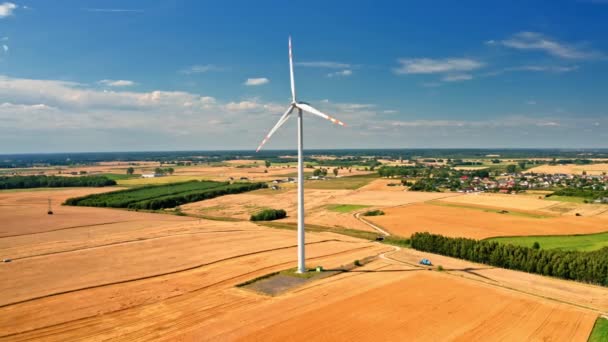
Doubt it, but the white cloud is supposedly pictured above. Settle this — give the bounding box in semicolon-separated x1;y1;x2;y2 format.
442;74;473;82
244;77;269;86
99;79;136;87
483;65;579;77
0;2;17;18
2;44;7;53
1;74;604;152
295;61;351;69
491;32;601;59
180;64;224;74
327;69;352;78
394;58;484;74
526;100;537;105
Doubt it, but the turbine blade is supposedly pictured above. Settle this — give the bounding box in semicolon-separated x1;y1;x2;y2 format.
256;105;294;152
295;102;346;127
289;36;296;102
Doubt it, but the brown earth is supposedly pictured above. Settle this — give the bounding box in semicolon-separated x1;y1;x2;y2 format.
526;163;608;175
367;202;608;239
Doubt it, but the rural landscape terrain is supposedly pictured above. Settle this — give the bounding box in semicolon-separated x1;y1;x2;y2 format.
1;149;608;341
2;1;608;340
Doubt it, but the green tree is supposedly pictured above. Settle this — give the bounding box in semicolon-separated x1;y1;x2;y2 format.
313;168;322;177
506;164;517;173
126;167;135;175
265;160;271;168
333;168;339;177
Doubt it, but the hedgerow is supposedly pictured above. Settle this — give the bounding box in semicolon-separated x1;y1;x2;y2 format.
411;232;608;286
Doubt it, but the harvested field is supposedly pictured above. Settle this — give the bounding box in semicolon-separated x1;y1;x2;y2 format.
439;192;608;218
332;190;460;206
181;188;376;232
391;247;608;314
182;188;460;232
441;192;554;211
357;178;405;191
1;186;604;341
0;188;195;237
366;202;608;239
526;163;608;175
240;272;596;342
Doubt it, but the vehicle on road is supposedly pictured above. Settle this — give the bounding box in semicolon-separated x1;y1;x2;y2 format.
419;258;432;266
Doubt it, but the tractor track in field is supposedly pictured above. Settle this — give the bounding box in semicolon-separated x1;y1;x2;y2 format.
3;229;250;261
0;243;383;339
0;238;372;309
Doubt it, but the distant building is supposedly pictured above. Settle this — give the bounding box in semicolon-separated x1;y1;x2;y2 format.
141;173;163;178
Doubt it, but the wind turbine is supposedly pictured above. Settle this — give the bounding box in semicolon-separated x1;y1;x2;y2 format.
256;37;347;273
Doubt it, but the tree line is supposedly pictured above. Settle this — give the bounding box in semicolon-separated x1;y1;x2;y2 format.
65;180;266;210
410;232;608;286
0;175;116;189
250;209;287;221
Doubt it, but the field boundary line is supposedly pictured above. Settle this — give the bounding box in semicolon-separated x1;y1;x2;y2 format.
354;213;391;236
6;229;250;261
0;238;363;309
0;244;384;339
389;249;608;315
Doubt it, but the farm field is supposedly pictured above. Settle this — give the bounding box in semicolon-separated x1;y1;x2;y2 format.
182;187;460;233
488;231;608;251
526;163;608;175
1;172;608;340
438;192;608;217
366;202;608;239
239;271;596;342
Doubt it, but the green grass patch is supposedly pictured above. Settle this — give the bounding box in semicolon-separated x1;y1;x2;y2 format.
257;221;410;247
428;201;552;219
99;173;141;181
326;204;370;213
589;317;608;342
487;231;608;252
362;209;385;216
545;195;588;204
279;267;321;279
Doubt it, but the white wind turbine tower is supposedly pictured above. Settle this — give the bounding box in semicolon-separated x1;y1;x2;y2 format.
256;36;347;273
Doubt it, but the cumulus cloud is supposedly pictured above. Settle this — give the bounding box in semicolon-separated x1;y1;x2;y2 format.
327;69;352;78
488;32;602;59
0;74;605;152
0;2;17;18
99;79;136;87
295;61;352;69
244;77;269;86
394;58;484;74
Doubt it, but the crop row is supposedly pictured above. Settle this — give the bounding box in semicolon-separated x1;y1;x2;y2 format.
64;180;266;209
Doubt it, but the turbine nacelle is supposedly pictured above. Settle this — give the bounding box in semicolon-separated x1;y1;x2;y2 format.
255;37;347;152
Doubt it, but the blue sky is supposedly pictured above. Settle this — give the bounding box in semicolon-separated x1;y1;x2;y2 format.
0;0;607;153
